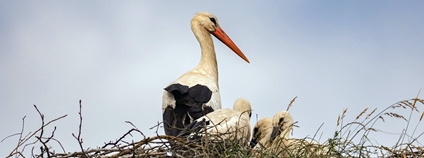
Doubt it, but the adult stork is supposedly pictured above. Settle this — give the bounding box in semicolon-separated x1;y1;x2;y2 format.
162;12;250;136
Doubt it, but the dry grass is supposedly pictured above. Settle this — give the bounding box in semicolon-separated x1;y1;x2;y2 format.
3;96;424;158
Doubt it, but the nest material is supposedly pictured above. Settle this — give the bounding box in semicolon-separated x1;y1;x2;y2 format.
4;98;424;157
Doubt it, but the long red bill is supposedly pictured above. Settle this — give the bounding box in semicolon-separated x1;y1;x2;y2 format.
212;27;250;63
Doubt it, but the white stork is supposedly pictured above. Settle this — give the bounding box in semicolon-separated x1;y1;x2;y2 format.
269;111;294;144
268;111;329;156
162;12;250;136
249;117;273;150
178;98;252;145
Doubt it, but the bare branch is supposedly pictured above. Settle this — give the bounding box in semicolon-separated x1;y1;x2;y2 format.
72;99;88;157
7;105;67;157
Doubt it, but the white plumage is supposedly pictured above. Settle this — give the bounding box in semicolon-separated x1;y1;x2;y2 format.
267;111;330;156
250;117;273;150
180;98;252;145
270;111;294;144
249;111;295;153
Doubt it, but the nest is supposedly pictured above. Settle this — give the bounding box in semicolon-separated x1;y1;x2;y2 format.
4;98;424;157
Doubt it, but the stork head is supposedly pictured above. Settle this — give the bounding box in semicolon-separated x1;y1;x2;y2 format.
269;111;294;143
250;117;272;148
191;12;221;33
233;98;252;118
191;12;250;63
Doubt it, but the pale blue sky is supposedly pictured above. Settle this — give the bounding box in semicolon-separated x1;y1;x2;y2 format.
1;1;423;156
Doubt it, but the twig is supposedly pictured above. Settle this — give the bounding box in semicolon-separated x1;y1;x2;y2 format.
34;104;52;158
72;99;87;157
101;128;144;148
7;105;67;157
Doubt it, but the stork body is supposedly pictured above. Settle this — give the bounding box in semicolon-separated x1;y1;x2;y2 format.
162;12;249;136
250;117;273;150
178;98;252;145
268;111;330;156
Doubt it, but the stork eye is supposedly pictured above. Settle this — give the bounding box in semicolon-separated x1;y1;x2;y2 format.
209;17;217;26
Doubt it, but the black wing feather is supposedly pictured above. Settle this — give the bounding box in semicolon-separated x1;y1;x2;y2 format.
189;84;213;103
163;83;215;136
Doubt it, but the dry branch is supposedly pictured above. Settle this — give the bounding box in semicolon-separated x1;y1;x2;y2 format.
6;105;67;157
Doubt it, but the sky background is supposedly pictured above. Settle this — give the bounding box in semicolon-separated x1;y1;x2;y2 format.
1;1;424;156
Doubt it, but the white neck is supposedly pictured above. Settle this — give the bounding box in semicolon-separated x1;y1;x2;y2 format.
191;23;219;84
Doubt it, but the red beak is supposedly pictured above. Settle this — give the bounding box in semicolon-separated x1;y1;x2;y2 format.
212;27;250;63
